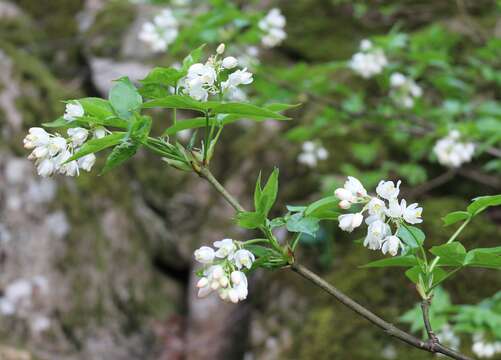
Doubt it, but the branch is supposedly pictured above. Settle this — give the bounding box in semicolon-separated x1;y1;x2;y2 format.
421;299;439;346
196;167;472;360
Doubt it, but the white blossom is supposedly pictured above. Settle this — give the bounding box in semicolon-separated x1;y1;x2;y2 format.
222;56;238;69
93;126;107;139
472;333;501;358
338;213;363;232
231;249;255;270
364;220;390;250
222;68;253;89
402;200;423;224
297;141;328;167
194;246;215;264
23;127;50;149
349;40;387;78
216;43;225;55
67;127;89;146
78;153;96;172
214;238;237;258
376;180;401;200
381;235;402;256
63;102;84;122
389;72;422;108
258;8;287;47
138;8;178;52
433;131;475;168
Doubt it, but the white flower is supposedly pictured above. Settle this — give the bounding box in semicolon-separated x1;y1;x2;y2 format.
216;43;225;55
93;126;106;139
335;188;355;203
390;72;406;87
433;131;475;168
23;127;50;149
188;63;217;86
36;158;57;177
46;136;67;157
364;220;390;250
360;39;372;51
63;102;84;122
338;213;363;232
231;249;255;270
213;238;236;258
472;333;501;358
227;271;248;303
67;127;89;146
78;154;96;172
194;246;215;264
258;8;287;47
222;56;238;69
222;68;253;89
381;235;402;256
344;176;367;198
138;8;178;52
385;198;403;218
367;197;386;217
349;47;387;78
298;141;329;168
402;200;423;224
339;200;351;209
376;180;401;200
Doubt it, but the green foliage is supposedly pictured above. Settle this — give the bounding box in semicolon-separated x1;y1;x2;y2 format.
109;77;143;121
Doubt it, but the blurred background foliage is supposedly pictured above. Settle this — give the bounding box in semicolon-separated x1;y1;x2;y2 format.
0;0;499;359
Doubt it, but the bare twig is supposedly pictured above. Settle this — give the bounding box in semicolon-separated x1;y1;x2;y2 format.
196;167;473;360
421;299;439;348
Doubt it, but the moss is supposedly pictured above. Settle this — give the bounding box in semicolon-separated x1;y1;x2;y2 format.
85;1;136;58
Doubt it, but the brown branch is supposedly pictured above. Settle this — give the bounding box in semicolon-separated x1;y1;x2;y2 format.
421;299;439;347
196;166;473;360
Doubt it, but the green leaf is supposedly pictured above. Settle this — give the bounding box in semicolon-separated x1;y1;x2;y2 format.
467;195;501;216
100;141;138;174
442;211;471;226
210;102;290;120
465;248;501;269
79;98;116;119
264;103;301;112
362;255;418;268
305;196;339;218
405;266;421;284
398;224;425;249
236;211;266;229
254;172;262;212
67;133;125;162
143;95;207;112
430;243;467;266
109;77;143;120
140;67;184;88
286;213;319;237
257;168;279;216
181;44;206;72
130;116;152;142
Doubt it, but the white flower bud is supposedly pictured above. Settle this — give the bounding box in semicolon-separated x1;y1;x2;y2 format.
222;56;238;69
339;200;351;209
216;43;225;54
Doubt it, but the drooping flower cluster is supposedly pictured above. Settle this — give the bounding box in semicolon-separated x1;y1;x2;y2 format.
138;8;179;52
0;276;51;333
194;239;255;303
389;72;422;108
180;44;253;102
472;333;501;358
297;141;328;168
258;8;287;48
335;177;423;256
23;102;103;177
433;130;475;168
349;39;388;78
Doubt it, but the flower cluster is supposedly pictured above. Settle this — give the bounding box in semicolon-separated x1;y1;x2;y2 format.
258;8;287;48
194;239;255;303
433;130;475;168
23;102;103;177
138;8;179;52
297;141;328;168
335;177;423;256
349;39;388;78
0;276;51;333
389;72;422;108
472;333;501;358
180;44;253;102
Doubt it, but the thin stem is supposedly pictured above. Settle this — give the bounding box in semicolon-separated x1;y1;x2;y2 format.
197;167;472;360
429;219;470;273
421;299;439;344
243;239;269;245
203;111;210;163
291;233;301;251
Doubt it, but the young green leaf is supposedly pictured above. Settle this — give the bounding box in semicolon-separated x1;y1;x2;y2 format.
109;77;143;120
257;168;279;216
101;141;139;174
305;196;339;218
465;248;501;269
140;67;184;88
286;213;319;237
442;211;470;226
209;102;290;120
397;224;425;249
79;98;116;119
430;242;467;266
362;255;418;268
467;195;501;216
236;211;266;229
143;95;207;112
67;133;125;162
